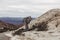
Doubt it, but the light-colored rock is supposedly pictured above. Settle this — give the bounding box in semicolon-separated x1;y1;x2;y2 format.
28;9;60;29
47;17;60;31
4;9;60;40
18;9;60;30
4;31;60;40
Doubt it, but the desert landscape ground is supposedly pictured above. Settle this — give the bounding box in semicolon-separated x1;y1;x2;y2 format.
0;33;10;40
1;9;60;40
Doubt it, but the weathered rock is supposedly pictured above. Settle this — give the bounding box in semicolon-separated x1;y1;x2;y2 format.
18;9;60;31
47;16;60;31
4;31;60;40
4;9;60;40
28;9;60;30
0;20;19;33
12;16;32;35
23;16;32;30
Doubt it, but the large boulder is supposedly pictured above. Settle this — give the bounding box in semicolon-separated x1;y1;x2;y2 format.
17;9;60;31
12;16;32;35
12;9;60;35
4;9;60;40
28;9;60;30
47;16;60;31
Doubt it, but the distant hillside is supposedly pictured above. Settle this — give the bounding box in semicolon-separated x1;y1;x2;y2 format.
0;17;35;25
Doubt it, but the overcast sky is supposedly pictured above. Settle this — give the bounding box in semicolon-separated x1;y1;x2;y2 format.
0;0;60;17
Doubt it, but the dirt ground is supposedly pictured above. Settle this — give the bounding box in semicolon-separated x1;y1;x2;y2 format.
0;33;10;40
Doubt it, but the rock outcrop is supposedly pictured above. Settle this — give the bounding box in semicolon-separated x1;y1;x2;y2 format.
23;16;32;30
28;9;60;30
18;9;60;31
4;8;60;40
12;16;32;35
0;20;19;33
12;9;60;35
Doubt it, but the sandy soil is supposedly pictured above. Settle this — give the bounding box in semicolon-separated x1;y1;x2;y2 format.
3;31;60;40
0;33;10;40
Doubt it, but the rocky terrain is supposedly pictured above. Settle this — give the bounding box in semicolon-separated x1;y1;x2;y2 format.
0;20;20;33
1;9;60;40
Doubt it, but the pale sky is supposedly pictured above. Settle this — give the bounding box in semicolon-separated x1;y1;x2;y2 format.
0;0;60;17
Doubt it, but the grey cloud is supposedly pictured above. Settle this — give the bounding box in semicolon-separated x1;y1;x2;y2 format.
0;0;60;17
0;0;32;5
0;0;60;5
